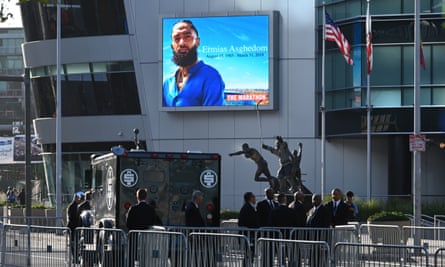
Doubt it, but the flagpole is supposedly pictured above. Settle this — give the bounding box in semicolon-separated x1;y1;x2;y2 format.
56;0;62;227
413;0;422;240
321;3;326;200
366;0;372;201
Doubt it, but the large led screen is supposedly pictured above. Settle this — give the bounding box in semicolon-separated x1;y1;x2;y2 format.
161;12;278;111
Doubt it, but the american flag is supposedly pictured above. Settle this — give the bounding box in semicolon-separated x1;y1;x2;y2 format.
366;1;373;74
325;11;353;65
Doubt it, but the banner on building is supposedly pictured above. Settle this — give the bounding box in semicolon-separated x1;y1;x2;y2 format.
0;135;43;164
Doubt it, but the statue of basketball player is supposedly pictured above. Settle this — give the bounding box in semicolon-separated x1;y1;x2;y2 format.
290;142;303;191
229;143;279;192
262;136;295;193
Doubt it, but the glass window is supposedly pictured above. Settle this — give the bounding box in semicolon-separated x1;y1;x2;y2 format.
371;46;401;86
402;87;431;106
432;87;445;105
372;0;402;14
432;45;445;84
32;71;140;117
372;88;401;107
20;0;128;42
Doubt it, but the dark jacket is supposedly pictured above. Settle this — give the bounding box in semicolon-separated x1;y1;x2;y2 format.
126;201;156;230
238;203;259;228
268;204;298;227
77;200;92;227
290;201;307;227
67;200;79;230
256;199;278;227
306;205;330;228
185;202;205;227
325;200;350;226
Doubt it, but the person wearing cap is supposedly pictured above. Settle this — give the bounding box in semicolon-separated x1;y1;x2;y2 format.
185;190;205;227
77;191;92;227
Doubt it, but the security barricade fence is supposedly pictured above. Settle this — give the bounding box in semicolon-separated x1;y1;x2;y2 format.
2;223;445;266
73;227;127;267
188;232;252;267
289;225;359;249
167;226;284;259
434;247;445;267
2;224;70;267
127;230;187;267
359;223;404;245
402;226;445;254
334;242;429;266
434;215;445;228
0;216;62;227
256;238;331;267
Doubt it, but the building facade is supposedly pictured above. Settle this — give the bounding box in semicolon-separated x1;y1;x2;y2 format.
19;0;445;209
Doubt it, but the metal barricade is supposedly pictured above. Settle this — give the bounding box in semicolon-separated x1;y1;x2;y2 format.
290;225;358;248
256;238;330;267
359;223;403;245
167;226;282;259
128;230;187;267
434;215;445;228
1;224;70;267
434;247;445;267
74;227;127;267
28;225;71;267
188;232;251;267
2;224;30;267
402;226;445;254
334;242;429;266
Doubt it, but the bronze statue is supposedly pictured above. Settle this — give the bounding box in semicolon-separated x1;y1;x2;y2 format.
290;143;303;191
229;143;279;192
262;136;297;193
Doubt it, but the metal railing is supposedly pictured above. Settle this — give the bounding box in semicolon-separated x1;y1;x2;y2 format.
334;242;429;266
256;238;331;267
0;221;444;266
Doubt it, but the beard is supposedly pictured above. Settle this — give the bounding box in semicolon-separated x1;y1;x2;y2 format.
172;45;198;67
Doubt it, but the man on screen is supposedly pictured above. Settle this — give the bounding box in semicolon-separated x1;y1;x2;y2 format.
163;20;225;107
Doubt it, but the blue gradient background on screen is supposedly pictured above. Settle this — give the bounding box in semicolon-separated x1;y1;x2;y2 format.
162;15;270;92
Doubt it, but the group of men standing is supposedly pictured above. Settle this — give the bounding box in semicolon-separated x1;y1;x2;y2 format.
238;188;357;230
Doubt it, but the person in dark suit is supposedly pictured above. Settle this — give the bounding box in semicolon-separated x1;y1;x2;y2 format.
306;194;330;228
325;188;350;226
268;193;298;235
238;192;259;228
67;193;81;263
185;190;205;227
306;194;330;267
289;190;307;227
238;192;259;265
126;188;156;266
126;188;156;230
256;188;278;227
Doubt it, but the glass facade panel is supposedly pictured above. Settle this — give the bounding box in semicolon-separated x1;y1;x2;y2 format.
432;88;445;105
372;88;401;107
372;0;402;15
20;0;128;42
371;46;401;86
32;71;140;117
42;152;91;205
402;87;431;106
432;45;445;84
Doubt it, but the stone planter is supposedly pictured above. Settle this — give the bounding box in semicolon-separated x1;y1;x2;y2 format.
7;207;25;224
45;209;57;227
